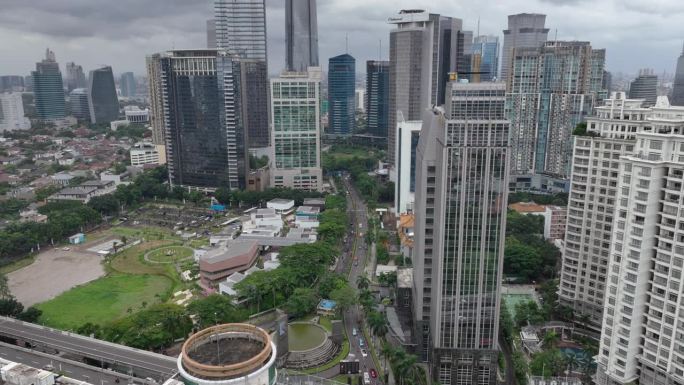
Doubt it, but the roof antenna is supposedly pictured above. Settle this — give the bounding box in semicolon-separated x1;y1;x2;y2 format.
378;39;382;61
345;33;349;54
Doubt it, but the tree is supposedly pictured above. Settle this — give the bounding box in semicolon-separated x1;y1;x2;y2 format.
17;307;42;322
0;274;10;299
0;298;24;317
368;311;389;338
285;288;319;318
88;194;119;215
356;274;370;291
330;284;356;315
504;237;543;282
542;331;560;349
529;349;566;377
319;273;347;298
187;294;247;328
499;299;515;344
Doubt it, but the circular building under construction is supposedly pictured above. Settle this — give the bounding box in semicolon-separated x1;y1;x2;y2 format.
177;323;277;385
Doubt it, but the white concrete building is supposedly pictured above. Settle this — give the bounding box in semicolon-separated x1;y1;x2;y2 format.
0;93;30;131
594;96;684;385
250;208;283;231
270;68;322;191
394;116;422;215
129;142;166;166
542;205;567;241
266;198;295;214
124;106;149;123
559;93;645;331
355;88;365;112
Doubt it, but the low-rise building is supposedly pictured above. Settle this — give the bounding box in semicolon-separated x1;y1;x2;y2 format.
508;201;546;216
199;239;260;292
48;180;115;203
129;142;166;166
266;198;295;215
250;208;283;231
294;205;320;229
123;106;149;123
543;205;567;241
100;170;132;186
302;197;325;211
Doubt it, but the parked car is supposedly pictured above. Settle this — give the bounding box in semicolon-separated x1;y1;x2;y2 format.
370;369;377;378
359;338;364;347
363;372;370;384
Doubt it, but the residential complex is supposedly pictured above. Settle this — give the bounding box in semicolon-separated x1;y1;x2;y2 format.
365;60;390;138
87;66;119;124
672;43;684;106
215;0;270;148
149;49;248;191
501;13;548;81
129;142;166;167
32;48;66;121
628;68;658;106
146;54;166;145
413;81;509;384
285;0;319;72
0;93;30;132
327;54;356;136
269;68;322;191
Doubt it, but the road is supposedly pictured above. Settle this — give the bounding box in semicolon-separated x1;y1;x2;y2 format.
0;317;177;380
321;176;379;383
0;341;139;385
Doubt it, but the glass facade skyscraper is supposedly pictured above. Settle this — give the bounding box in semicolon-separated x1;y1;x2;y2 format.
119;72;136;98
365;60;389;138
327;54;355;136
155;50;247;191
413;82;509;385
32;49;66;120
501;13;548;81
672;42;684;106
65;62;86;92
285;0;318;72
215;0;269;148
628;68;658;106
87;66;120;124
471;35;500;81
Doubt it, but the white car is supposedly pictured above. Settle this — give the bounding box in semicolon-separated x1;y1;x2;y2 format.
360;348;368;357
352;328;357;336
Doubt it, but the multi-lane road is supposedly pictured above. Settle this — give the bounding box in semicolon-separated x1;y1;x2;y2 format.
0;317;177;380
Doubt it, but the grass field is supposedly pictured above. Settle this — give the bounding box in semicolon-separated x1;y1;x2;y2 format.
0;255;36;275
36;274;171;329
147;246;193;263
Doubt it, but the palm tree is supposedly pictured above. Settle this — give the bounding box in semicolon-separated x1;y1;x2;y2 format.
369;311;389;339
381;343;395;374
356;274;370;290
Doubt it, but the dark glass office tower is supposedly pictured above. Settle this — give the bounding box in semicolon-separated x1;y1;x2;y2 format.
673;43;684;106
87;66;119;124
285;0;319;71
628;69;658;106
215;0;269;148
365;60;389;138
157;50;247;191
327;54;355;136
32;49;66;120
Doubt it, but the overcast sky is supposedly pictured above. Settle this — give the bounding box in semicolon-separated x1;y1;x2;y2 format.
2;0;684;78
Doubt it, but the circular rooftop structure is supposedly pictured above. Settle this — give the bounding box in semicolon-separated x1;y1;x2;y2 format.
178;323;277;385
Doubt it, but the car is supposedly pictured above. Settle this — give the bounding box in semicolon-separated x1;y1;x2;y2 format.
363;372;371;384
360;349;368;358
62;247;70;251
43;364;54;371
352;328;357;336
369;369;377;378
359;338;364;347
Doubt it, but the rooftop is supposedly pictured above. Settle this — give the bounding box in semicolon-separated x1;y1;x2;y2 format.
397;268;413;288
508;201;546;214
201;240;259;266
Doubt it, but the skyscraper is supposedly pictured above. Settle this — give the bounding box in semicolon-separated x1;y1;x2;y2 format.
32;48;66;121
146;54;166;145
119;72;136;98
206;19;216;49
270;68;322;191
561;94;684;385
506;41;606;179
501;13;549;81
0;76;24;92
65;62;86;92
365;60;389;138
215;0;269;148
87;66;119;124
413;81;509;384
152;49;247;191
0;93;31;131
285;0;319;72
69;88;90;122
672;43;684;106
628;68;658;106
471;35;500;81
387;9;465;166
327;54;356;136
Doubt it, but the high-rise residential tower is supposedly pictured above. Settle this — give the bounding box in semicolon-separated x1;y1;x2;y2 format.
628;68;658;106
470;35;500;81
270;68;322;191
672;43;684;106
413;81;509;384
65;62;86;92
0;93;31;131
501;13;548;81
151;49;247;191
387;9;465;166
327;54;356;136
119;72;136;98
32;48;66;121
146;55;166;145
285;0;318;72
365;60;390;138
506;41;606;179
215;0;269;148
87;66;119;124
562;94;684;385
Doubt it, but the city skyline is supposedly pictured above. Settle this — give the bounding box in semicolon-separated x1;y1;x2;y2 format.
2;0;684;76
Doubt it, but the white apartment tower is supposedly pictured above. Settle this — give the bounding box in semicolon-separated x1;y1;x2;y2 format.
0;93;30;131
594;96;684;385
269;68;322;191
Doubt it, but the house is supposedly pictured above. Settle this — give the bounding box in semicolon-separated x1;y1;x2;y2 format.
48;180;115;203
100;170;132;186
68;233;85;244
303;197;325;211
51;172;75;186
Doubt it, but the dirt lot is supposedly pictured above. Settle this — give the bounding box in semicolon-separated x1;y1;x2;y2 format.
8;241;109;307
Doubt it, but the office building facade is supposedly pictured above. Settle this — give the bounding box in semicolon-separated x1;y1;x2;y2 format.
87;66;119;124
673;43;684;106
215;0;269;148
0;76;24;92
32;49;66;121
146;54;166;145
413;82;509;384
501;13;548;81
366;60;390;138
470;35;500;81
65;62;86;92
270;68;322;191
69;88;90;122
285;0;318;72
119;72;136;98
155;50;247;191
506;41;606;179
206;19;217;49
327;54;356;136
0;93;30;132
628;68;658;106
582;96;684;385
387;9;465;166
394;115;421;215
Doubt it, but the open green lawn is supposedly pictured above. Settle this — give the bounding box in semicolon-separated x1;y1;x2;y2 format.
147;246;193;263
36;274;172;329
